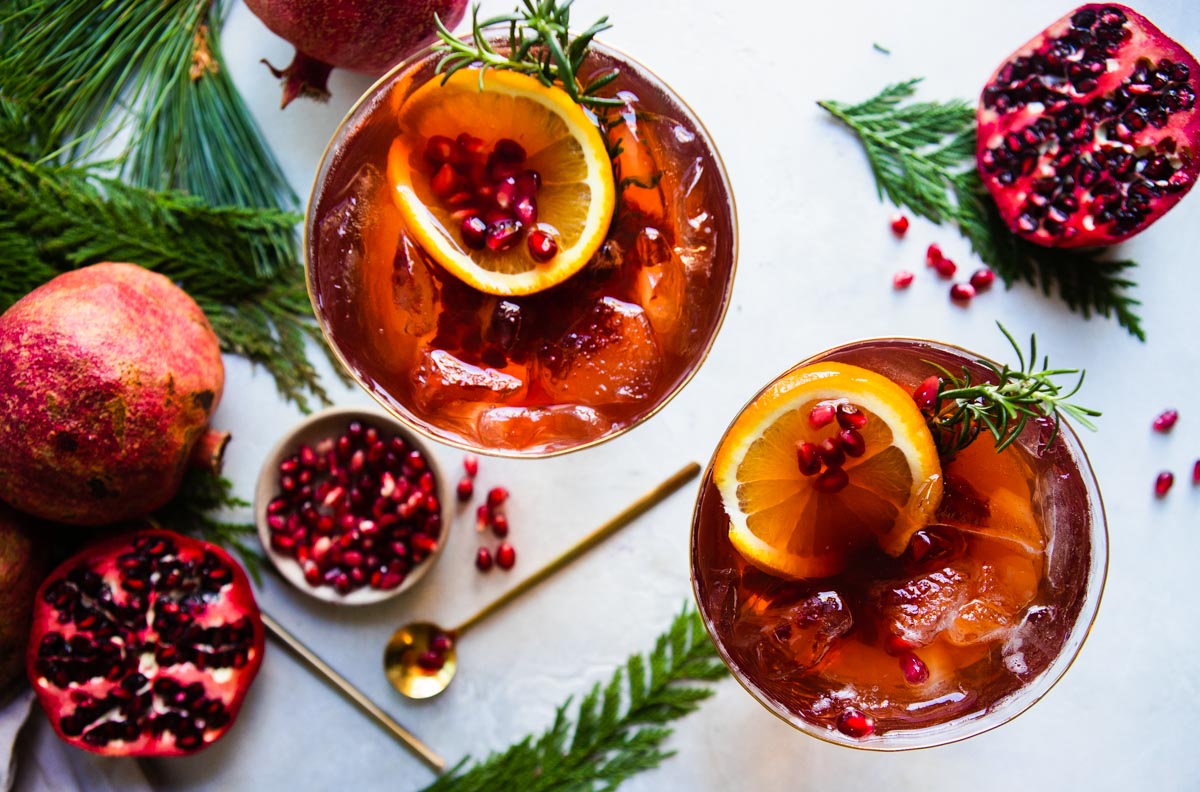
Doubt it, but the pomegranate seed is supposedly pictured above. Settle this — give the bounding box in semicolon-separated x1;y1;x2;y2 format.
494;179;519;211
950;282;976;302
1152;409;1179;433
456;133;485;158
496;542;516;570
423;135;455;165
463;454;479;477
487;487;509;507
461;215;487;249
407;449;426;471
969;267;996;291
812;467;849;493
900;652;930;684
796;442;822;476
925;243;943;267
430;163;461;200
527;229;558;262
808;403;836;429
1154;471;1174;497
1193;460;1200;484
417;650;445;672
836;708;874;738
492;138;526;162
885;634;917;655
514;195;537;226
912;375;940;413
892;270;915;289
475;547;493;571
430;634;454;654
380;571;405;589
817;437;846;468
838;428;866;458
890;213;909;236
935;258;957;278
485;218;523;252
456;477;474;502
491;512;509;538
476;504;491;532
836;403;868;430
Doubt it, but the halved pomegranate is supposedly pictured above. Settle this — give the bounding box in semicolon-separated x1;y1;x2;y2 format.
977;4;1200;247
27;530;264;756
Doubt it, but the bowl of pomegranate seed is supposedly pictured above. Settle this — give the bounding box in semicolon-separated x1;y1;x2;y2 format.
254;406;448;605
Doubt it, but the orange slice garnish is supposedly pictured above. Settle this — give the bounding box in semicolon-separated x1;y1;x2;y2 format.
713;363;944;579
387;68;615;296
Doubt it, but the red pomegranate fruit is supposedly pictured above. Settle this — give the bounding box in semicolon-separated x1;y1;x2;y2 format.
977;4;1200;247
27;530;264;756
0;263;227;526
245;0;469;107
0;504;45;692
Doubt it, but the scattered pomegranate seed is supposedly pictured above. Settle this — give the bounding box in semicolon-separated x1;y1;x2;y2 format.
456;477;474;502
892;270;914;289
899;652;930;684
491;512;509;538
969;267;996;291
925;243;944;267
912;376;940;413
460;215;487;249
463;454;479;477
808;403;836;429
1154;471;1174;497
475;504;491;532
817;437;846;469
1152;409;1179;433
836;708;875;738
890;213;909;236
813;467;850;493
417;650;445;672
950;282;976;302
935;258;957;278
429;634;454;654
835;403;868;430
475;547;494;571
838;428;866;458
527;229;558;262
496;542;516;570
1193;460;1200;484
796;442;822;476
487;487;509;507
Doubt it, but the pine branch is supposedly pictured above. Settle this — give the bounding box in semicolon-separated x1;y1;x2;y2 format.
819;80;1145;341
0;0;294;210
0;148;340;410
422;606;727;792
153;468;265;586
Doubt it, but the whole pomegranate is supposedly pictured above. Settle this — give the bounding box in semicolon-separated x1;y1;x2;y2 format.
27;530;264;756
0;504;45;692
0;263;227;526
245;0;468;107
977;4;1200;247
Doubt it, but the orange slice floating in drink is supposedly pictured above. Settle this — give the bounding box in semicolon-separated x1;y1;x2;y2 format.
387;68;615;296
713;363;944;579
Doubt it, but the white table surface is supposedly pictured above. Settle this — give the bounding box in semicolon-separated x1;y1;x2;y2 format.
19;1;1200;789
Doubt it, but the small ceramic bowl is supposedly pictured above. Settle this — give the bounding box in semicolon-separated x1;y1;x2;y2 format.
254;406;448;605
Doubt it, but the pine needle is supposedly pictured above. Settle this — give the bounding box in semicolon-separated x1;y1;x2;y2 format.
819;80;1145;341
422;605;727;791
0;148;340;411
153;468;265;586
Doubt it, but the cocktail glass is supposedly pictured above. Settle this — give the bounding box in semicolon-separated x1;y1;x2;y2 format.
305;37;736;456
691;338;1107;749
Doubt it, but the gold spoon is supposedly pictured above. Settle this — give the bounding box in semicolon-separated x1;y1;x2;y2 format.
383;461;701;699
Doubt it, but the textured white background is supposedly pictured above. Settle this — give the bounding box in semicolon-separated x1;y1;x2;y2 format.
27;0;1200;789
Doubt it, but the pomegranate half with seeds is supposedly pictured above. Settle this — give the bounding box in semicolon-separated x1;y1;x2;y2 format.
27;530;263;756
977;4;1200;247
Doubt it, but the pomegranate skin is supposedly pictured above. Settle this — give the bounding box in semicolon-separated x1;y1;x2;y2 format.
0;504;45;691
0;263;226;525
977;4;1200;248
245;0;468;107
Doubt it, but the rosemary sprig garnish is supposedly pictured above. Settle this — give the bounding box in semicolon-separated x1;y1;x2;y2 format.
819;80;1145;341
923;323;1100;457
421;605;726;792
435;0;624;110
0;148;338;411
0;0;294;210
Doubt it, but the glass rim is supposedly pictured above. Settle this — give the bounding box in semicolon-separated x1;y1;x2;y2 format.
301;34;740;458
688;335;1109;751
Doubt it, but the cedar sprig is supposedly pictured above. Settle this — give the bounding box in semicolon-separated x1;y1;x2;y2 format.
819;80;1145;340
0;0;294;210
435;0;624;110
154;468;264;586
924;323;1100;457
421;605;727;792
0;148;339;411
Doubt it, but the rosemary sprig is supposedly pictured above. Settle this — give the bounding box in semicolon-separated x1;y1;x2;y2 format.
435;0;624;110
154;468;264;586
0;148;338;411
422;605;727;792
0;0;294;210
924;323;1100;457
819;80;1145;341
